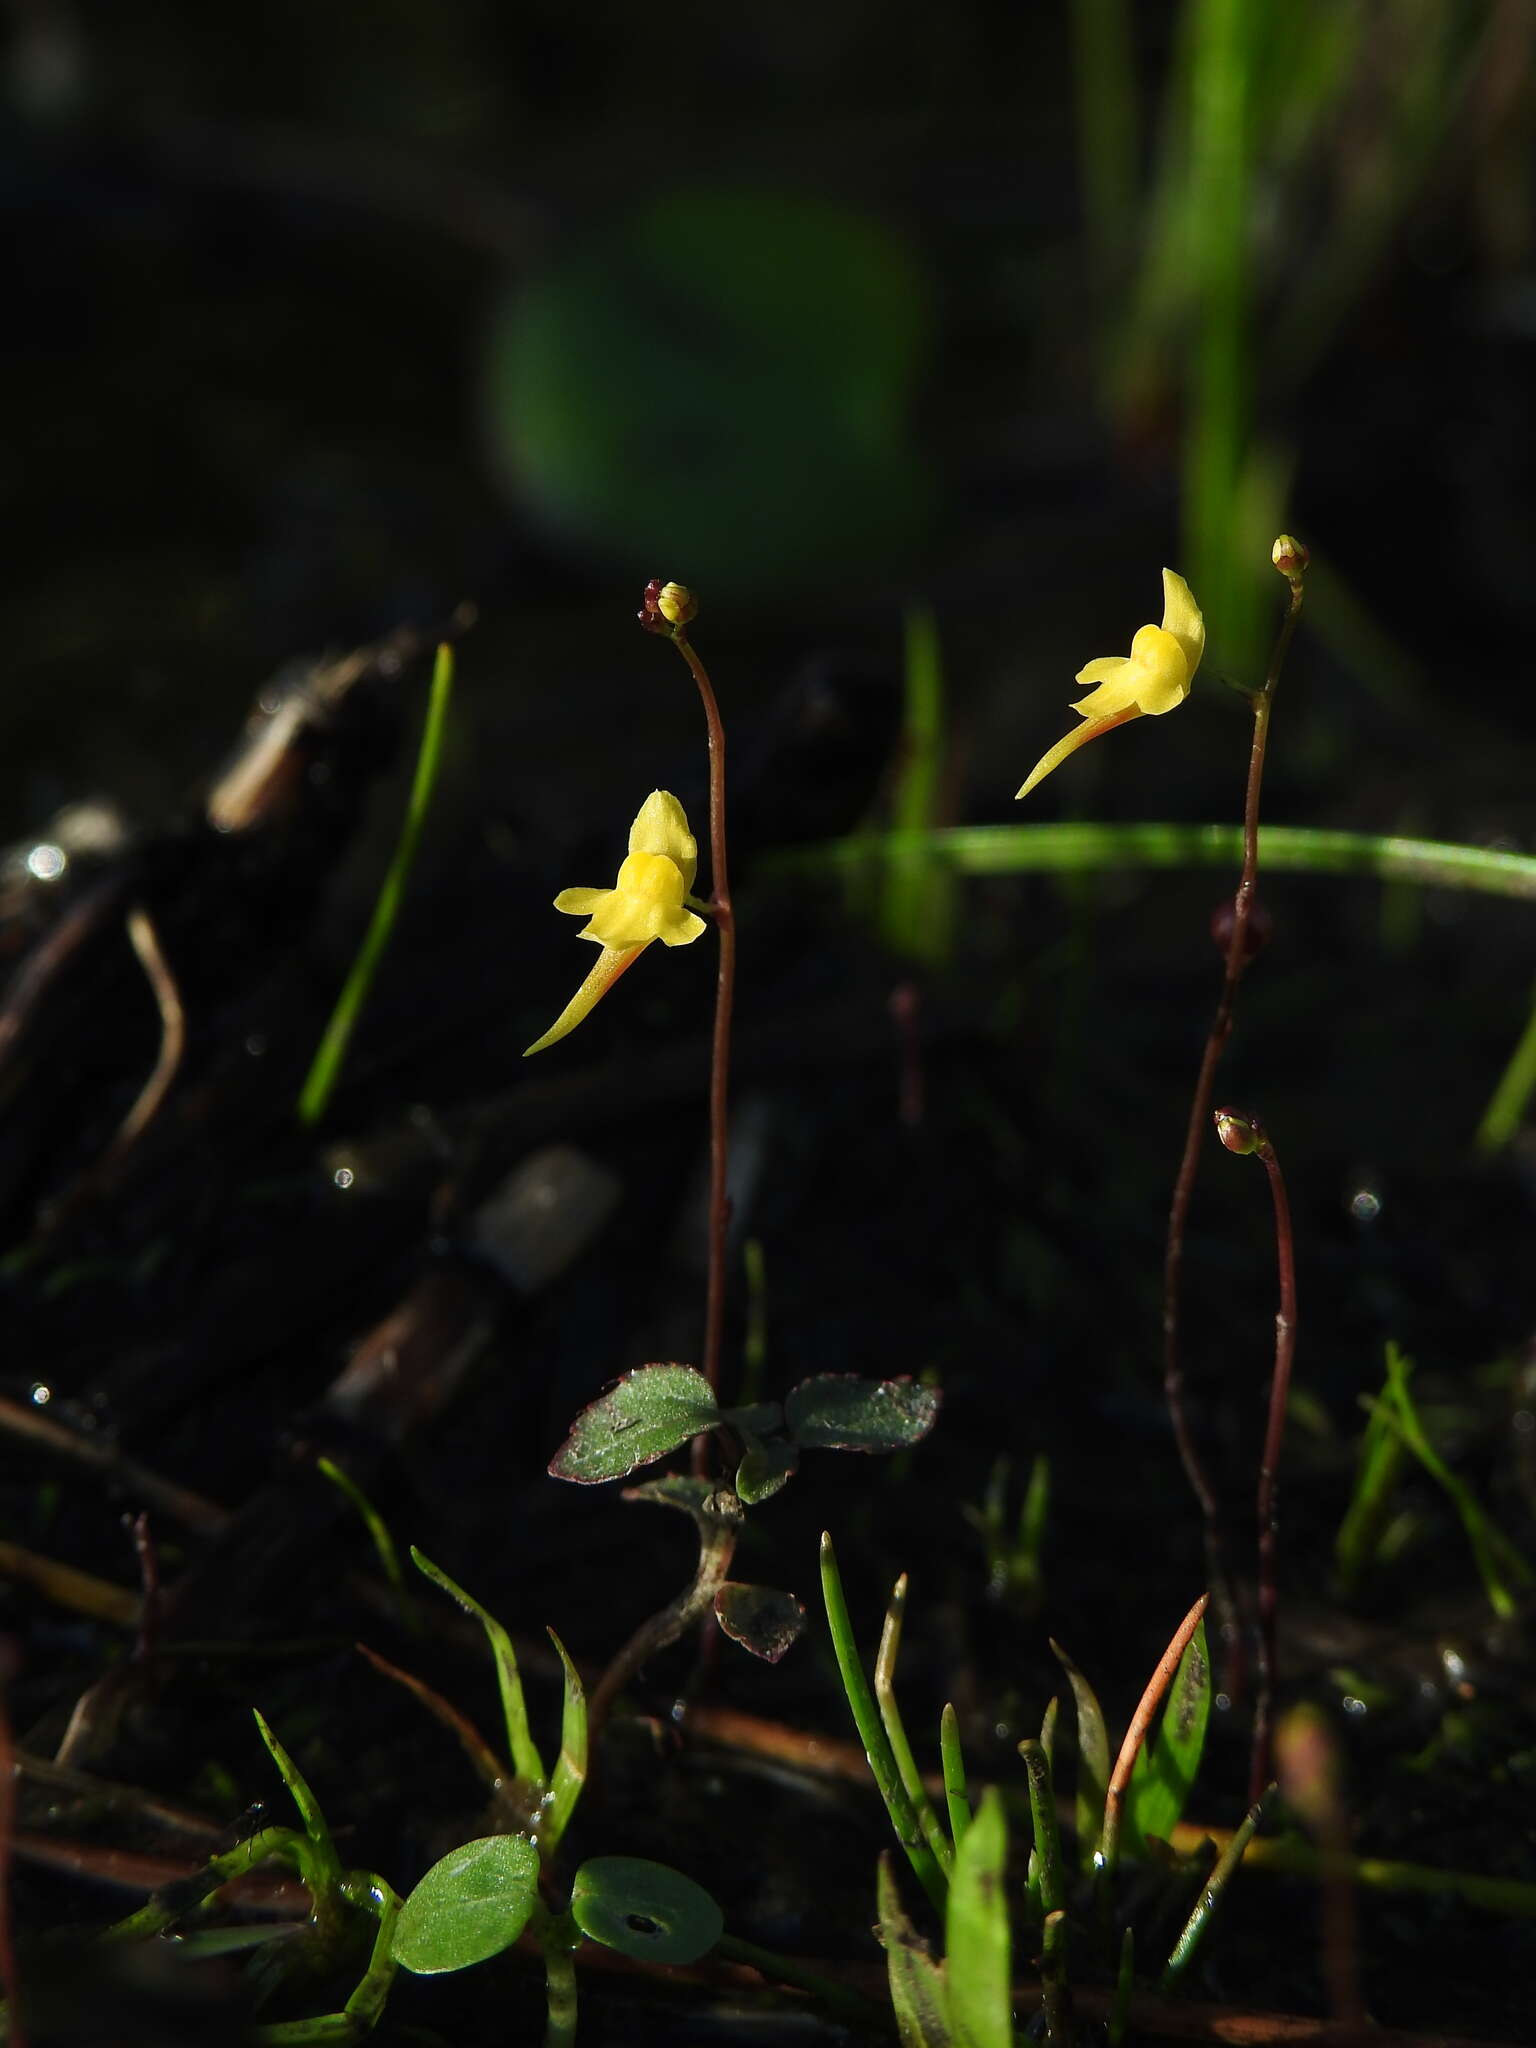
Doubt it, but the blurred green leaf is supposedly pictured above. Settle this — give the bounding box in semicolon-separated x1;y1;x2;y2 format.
392;1835;541;1976
483;186;931;598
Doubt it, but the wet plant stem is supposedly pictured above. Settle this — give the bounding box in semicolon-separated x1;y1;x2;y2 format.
585;1490;741;1748
1163;565;1305;1652
669;626;735;1471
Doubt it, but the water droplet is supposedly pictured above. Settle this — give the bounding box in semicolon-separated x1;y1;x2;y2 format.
333;1167;355;1190
1341;1695;1367;1717
26;843;66;882
245;1033;267;1058
30;1382;52;1405
1349;1188;1381;1223
1214;1692;1232;1713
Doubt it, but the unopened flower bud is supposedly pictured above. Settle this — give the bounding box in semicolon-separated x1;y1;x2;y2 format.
657;581;697;626
1214;1107;1260;1156
1210;892;1273;962
1272;534;1309;578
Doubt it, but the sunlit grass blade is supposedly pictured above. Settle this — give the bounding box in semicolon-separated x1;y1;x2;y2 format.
298;641;455;1126
876;1574;954;1875
410;1547;547;1790
1362;1345;1533;1619
252;1711;344;1931
1475;978;1536;1154
771;822;1536;903
940;1702;970;1849
1161;1794;1265;1985
946;1788;1012;2048
1018;1739;1066;1919
1050;1638;1109;1875
539;1629;588;1857
1335;1363;1412;1598
316;1455;415;1634
819;1533;947;1912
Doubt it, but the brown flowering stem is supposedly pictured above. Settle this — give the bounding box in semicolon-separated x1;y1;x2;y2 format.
664;624;735;1462
1162;547;1306;1659
1211;1109;1299;1805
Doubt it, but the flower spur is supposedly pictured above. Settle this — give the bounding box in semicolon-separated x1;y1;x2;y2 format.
1016;568;1205;800
524;790;707;1056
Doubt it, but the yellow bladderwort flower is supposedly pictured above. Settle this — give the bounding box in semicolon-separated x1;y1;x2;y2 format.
524;790;707;1056
1015;568;1205;800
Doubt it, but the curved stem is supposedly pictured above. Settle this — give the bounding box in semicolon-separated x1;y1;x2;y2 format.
1162;573;1303;1650
1251;1127;1297;1805
669;628;735;1468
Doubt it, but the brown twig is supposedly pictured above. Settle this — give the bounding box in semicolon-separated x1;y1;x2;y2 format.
1162;547;1307;1646
1101;1593;1209;1873
103;903;185;1170
0;1393;227;1536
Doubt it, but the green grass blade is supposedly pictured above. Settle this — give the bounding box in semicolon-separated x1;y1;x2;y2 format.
298;641;455;1126
946;1788;1013;2048
1364;1346;1532;1619
1049;1638;1110;1874
1018;1739;1066;1919
315;1455;415;1633
1476;979;1536;1154
877;1575;955;1875
410;1547;547;1790
819;1533;948;1912
940;1703;970;1849
876;1853;953;2047
1161;1796;1264;1986
539;1628;588;1857
770;822;1536;902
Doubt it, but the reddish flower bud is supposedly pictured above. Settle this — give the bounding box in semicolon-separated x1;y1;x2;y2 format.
1214;1107;1261;1156
1272;534;1309;579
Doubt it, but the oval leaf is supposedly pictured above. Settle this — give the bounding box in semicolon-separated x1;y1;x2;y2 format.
392;1834;540;1976
549;1364;719;1483
570;1856;723;1964
735;1436;799;1505
785;1375;940;1453
1127;1618;1210;1853
713;1582;806;1662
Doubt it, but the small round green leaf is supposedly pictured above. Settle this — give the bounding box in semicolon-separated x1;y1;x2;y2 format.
570;1857;723;1965
392;1835;541;1976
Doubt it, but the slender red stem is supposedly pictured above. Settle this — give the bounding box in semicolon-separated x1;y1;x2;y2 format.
1163;575;1304;1637
670;629;735;1467
1250;1123;1298;1805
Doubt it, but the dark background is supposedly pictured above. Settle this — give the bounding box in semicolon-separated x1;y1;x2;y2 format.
3;3;1535;2041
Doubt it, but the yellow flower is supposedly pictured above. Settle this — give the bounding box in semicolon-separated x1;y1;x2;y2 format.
1015;569;1204;800
524;790;707;1056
